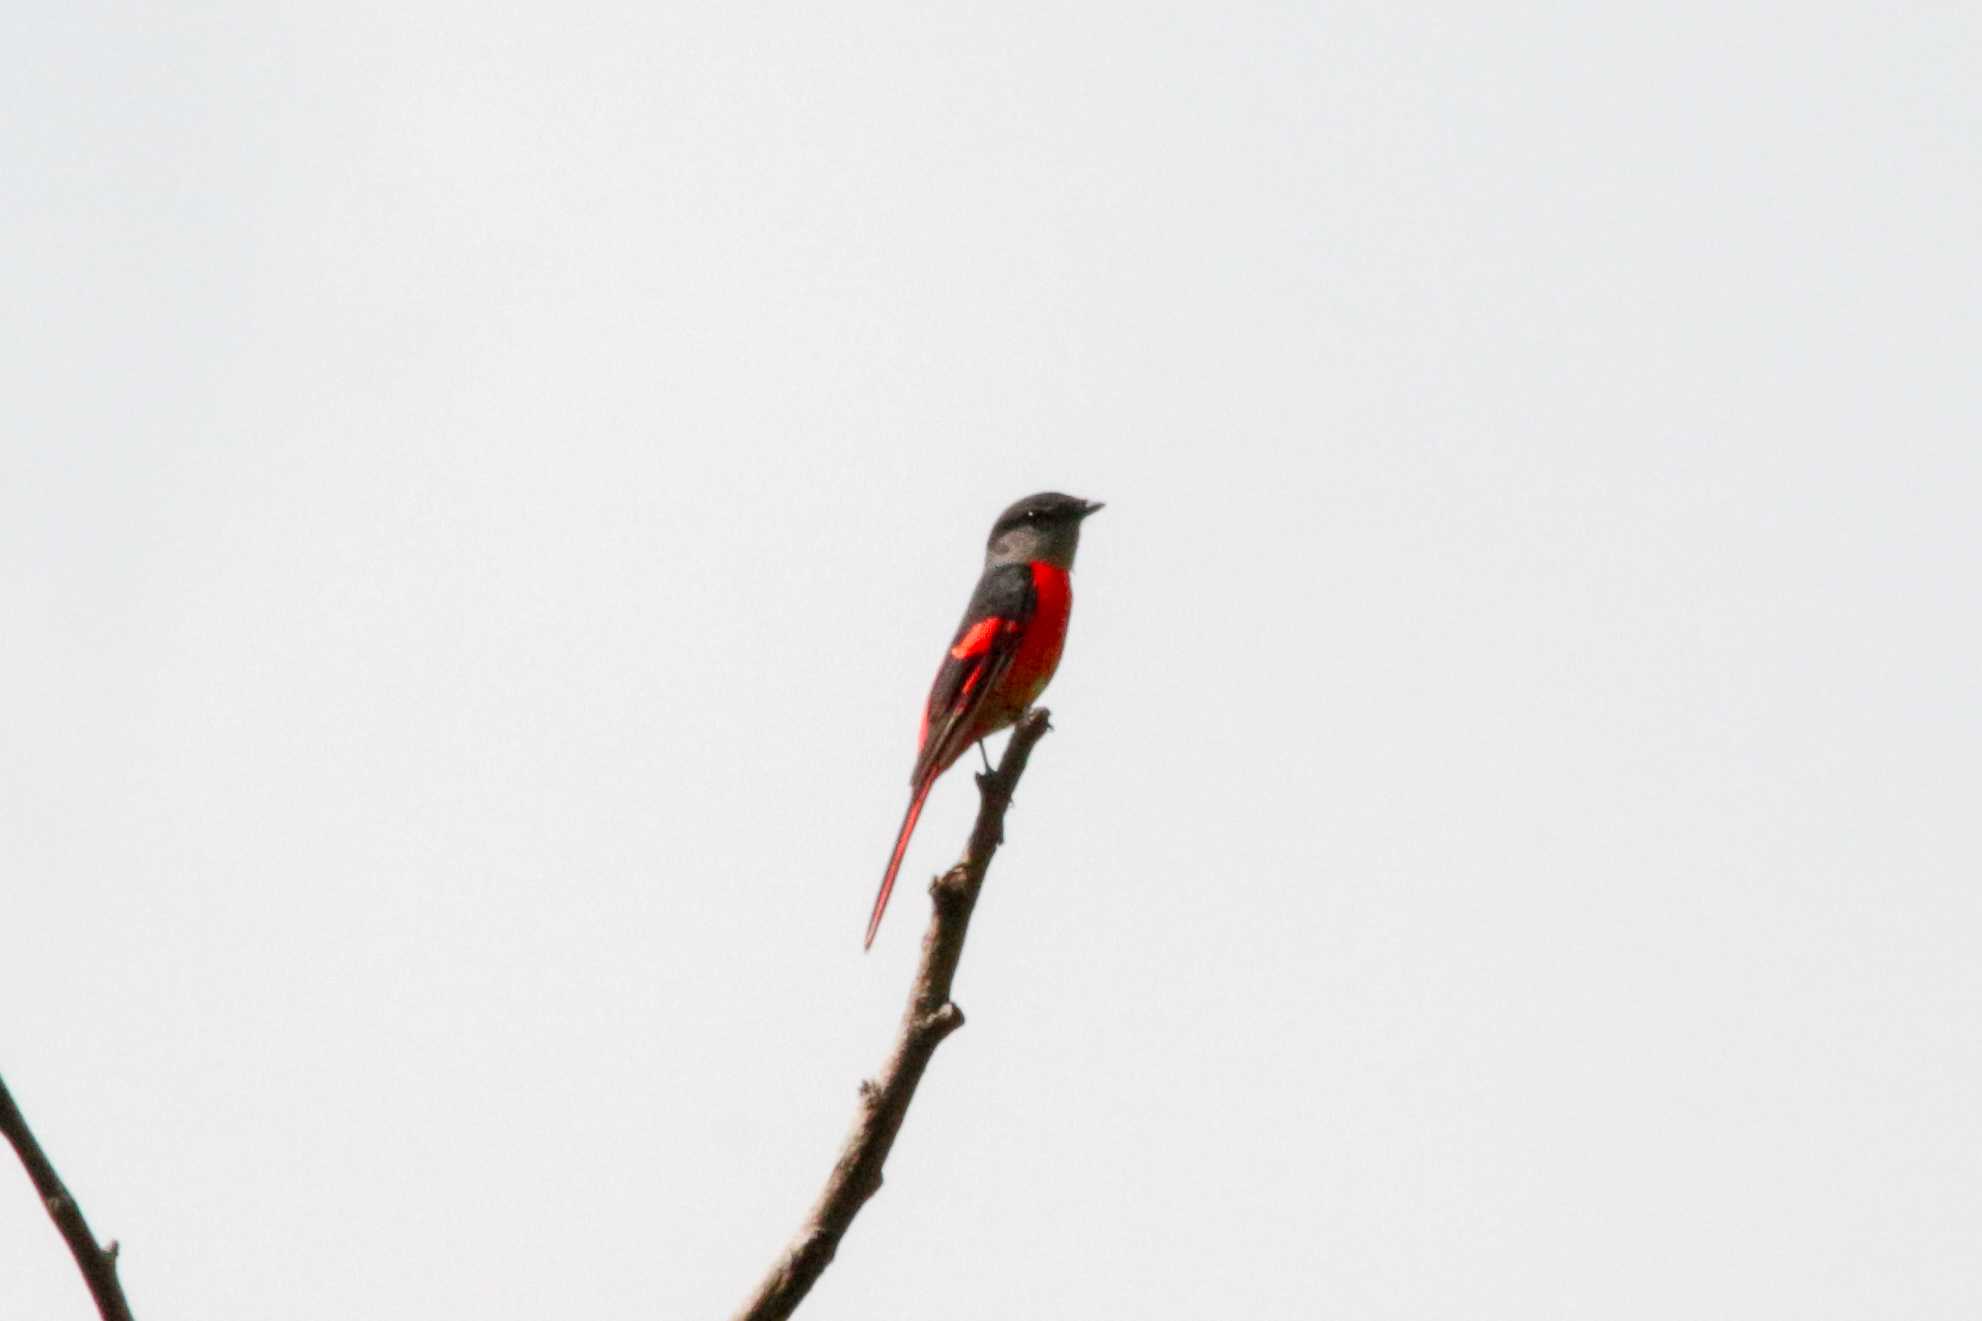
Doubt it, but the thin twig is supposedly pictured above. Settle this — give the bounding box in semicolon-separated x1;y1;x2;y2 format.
0;1072;136;1321
731;707;1054;1321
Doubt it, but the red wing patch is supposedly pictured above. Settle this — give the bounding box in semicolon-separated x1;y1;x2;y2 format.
912;563;1039;785
949;616;1009;661
921;616;1015;750
933;618;1014;731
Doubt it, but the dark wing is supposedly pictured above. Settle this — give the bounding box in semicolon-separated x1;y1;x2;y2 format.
911;562;1037;786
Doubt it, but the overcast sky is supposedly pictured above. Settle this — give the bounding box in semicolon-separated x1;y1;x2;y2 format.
5;4;1978;1318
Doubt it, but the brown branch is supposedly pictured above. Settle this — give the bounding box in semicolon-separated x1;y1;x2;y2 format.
0;1072;136;1321
731;706;1055;1321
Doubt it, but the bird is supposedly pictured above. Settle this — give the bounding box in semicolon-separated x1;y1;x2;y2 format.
864;491;1103;948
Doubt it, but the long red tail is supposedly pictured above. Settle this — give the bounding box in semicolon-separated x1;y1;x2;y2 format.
865;777;935;949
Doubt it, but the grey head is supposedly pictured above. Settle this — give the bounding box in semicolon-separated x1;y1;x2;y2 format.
984;491;1105;569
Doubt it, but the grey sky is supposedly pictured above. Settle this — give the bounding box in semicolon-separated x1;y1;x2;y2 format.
5;4;1978;1318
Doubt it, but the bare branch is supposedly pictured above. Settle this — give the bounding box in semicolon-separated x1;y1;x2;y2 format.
731;706;1054;1321
0;1073;136;1321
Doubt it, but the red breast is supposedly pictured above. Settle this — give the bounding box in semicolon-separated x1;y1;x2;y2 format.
999;561;1073;714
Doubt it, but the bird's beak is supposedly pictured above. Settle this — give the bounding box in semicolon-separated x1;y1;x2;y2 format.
1079;499;1105;518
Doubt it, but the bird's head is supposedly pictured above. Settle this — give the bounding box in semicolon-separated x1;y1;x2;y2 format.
985;491;1104;568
